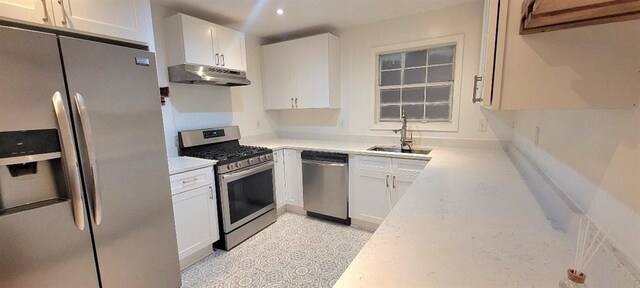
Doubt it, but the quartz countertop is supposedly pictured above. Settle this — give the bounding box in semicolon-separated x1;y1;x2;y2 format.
167;156;216;175
244;138;572;287
242;138;432;161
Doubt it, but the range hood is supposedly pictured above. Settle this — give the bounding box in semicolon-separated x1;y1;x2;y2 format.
168;64;251;86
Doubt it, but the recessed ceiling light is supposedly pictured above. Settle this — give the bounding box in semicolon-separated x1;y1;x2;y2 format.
276;9;284;15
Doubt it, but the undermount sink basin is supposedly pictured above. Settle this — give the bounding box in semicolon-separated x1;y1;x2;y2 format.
367;145;432;155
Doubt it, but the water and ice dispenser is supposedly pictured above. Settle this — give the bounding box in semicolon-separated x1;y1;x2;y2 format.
0;129;69;215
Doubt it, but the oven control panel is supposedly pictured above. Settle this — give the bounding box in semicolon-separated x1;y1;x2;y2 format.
217;153;273;174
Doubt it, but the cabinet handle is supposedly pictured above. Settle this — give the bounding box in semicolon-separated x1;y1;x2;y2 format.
392;175;396;189
215;53;220;66
385;175;389;188
291;98;294;108
221;54;225;66
209;186;214;199
472;75;483;103
42;0;50;23
182;177;197;185
57;0;67;25
295;98;298;108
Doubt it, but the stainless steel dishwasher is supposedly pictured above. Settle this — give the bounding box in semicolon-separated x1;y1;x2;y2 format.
301;151;350;224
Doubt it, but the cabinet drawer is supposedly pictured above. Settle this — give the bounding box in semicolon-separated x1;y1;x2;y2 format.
170;167;214;195
353;156;392;172
392;158;428;175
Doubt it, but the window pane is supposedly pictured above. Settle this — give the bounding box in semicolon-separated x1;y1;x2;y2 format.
403;68;426;84
426;103;450;120
380;89;400;104
402;104;424;120
380;53;402;70
380;105;400;119
402;87;425;103
426;86;451;103
381;70;402;86
427;64;453;83
404;50;426;68
428;46;454;65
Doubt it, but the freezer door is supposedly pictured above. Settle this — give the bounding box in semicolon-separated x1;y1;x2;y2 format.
0;26;99;287
59;37;181;287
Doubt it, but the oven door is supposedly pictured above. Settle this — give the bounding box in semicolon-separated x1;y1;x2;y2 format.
218;162;275;233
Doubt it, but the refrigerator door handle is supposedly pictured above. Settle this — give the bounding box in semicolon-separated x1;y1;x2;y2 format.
73;93;103;226
52;92;86;231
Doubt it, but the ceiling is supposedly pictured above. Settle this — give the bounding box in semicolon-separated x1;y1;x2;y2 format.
150;0;478;40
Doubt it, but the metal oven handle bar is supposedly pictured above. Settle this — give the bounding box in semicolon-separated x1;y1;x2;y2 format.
73;93;102;226
52;92;85;231
220;161;274;182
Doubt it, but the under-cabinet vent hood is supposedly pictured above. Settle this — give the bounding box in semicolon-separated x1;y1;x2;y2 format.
168;64;251;86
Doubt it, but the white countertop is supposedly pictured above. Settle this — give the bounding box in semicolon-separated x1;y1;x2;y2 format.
243;138;432;161
167;156;216;175
244;138;572;287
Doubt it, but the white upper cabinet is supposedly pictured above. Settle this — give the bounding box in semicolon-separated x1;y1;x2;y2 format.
262;41;295;109
215;24;246;71
262;33;340;110
0;0;153;44
476;0;639;110
164;13;247;71
0;0;55;26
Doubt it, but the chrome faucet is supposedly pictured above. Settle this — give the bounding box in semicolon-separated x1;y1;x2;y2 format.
393;109;413;151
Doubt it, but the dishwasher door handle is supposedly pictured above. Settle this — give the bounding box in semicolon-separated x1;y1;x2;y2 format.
301;159;346;167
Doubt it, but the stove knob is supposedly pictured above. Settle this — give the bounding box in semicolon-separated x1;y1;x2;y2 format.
259;155;266;161
227;164;234;170
236;162;243;168
248;159;255;165
266;154;273;160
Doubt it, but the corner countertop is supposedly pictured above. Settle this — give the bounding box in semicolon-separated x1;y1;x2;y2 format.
242;138;432;161
167;156;216;175
244;138;572;287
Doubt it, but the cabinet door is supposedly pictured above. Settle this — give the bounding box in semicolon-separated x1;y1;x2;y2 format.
172;185;219;261
180;14;217;67
352;170;391;225
475;0;507;108
52;0;152;44
283;149;303;207
262;42;295;110
273;150;287;210
293;34;329;109
0;0;53;26
391;173;419;207
215;24;246;71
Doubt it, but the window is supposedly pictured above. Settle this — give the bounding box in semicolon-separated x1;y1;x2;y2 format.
371;35;463;132
378;45;455;122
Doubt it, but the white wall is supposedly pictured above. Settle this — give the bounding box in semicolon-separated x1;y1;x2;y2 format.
275;1;514;143
150;4;277;156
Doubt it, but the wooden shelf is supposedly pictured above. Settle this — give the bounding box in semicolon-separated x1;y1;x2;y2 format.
520;0;640;34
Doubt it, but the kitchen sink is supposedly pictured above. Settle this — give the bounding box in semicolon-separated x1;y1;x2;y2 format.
367;146;432;155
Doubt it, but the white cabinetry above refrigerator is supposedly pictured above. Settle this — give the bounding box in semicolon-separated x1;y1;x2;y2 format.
0;0;153;45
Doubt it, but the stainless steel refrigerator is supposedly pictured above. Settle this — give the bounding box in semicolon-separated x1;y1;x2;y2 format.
0;25;181;287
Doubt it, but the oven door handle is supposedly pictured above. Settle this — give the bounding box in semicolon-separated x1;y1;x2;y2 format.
220;161;274;183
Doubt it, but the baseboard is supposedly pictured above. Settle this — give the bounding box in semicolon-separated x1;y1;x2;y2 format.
285;204;306;215
350;218;379;232
179;245;214;270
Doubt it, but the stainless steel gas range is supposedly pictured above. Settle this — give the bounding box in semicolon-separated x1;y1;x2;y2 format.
178;126;276;250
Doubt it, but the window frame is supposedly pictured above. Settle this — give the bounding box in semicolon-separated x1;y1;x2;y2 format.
370;34;464;132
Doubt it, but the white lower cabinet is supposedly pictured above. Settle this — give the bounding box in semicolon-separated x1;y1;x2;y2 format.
351;156;428;225
283;149;303;208
169;166;218;269
273;150;287;210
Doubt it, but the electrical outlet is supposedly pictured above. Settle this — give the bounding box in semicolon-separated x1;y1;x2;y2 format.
477;118;488;132
256;121;261;129
534;127;541;146
340;119;345;129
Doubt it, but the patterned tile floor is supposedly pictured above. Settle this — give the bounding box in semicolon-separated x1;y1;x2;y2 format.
181;212;372;288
